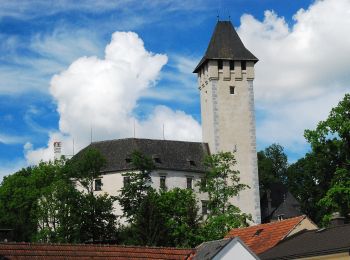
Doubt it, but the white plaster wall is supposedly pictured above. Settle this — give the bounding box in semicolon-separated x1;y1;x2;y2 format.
93;170;208;224
213;239;259;260
199;60;261;224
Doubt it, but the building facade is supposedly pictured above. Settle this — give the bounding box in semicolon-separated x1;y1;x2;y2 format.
79;20;261;224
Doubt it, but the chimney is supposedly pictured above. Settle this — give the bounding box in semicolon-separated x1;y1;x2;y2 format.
330;212;345;227
54;141;62;160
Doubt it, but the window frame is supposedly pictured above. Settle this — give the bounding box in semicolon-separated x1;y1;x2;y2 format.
94;178;102;191
186;177;193;189
201;200;208;215
160;175;167;190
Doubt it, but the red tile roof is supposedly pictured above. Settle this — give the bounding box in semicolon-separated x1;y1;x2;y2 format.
225;215;306;254
0;243;195;259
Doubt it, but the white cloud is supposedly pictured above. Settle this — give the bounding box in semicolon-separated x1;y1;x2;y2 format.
0;133;26;144
25;31;201;165
237;0;350;153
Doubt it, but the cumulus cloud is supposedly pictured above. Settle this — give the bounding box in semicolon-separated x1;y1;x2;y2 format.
237;0;350;155
25;31;201;165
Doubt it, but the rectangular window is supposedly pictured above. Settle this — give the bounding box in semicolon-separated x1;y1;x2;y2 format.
160;176;166;190
230;86;235;95
186;177;193;189
218;60;223;70
94;179;102;191
123;176;131;187
201;178;207;188
202;200;208;215
229;60;235;70
241;61;246;70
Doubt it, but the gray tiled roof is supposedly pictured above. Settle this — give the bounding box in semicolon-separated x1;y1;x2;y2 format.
193;238;232;260
193;21;258;73
260;224;350;259
79;138;210;173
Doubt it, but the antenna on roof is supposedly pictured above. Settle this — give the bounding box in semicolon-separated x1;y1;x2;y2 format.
72;138;75;156
133;119;136;138
217;10;220;21
162;124;165;140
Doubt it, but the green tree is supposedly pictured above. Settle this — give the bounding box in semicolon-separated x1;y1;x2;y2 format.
117;151;200;247
117;150;155;223
199;151;251;240
157;188;200;247
0;159;69;242
258;144;288;197
67;148;117;242
0;167;37;241
304;93;350;223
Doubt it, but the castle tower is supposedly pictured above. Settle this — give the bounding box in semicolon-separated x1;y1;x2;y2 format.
194;21;261;223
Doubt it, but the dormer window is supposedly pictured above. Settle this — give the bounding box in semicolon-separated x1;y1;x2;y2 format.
230;60;235;70
218;60;223;70
241;61;246;70
152;154;161;164
125;158;132;163
187;159;196;166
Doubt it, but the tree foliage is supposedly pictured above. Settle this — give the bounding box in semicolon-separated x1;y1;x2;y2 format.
199;151;251;240
117;151;200;247
0;148;117;242
258;144;288;198
304;94;350;223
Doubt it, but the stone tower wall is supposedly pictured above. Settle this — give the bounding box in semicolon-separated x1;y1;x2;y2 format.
199;60;261;224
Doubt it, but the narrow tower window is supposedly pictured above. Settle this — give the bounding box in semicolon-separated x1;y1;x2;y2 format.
230;86;235;95
241;61;246;70
229;60;235;70
218;60;223;70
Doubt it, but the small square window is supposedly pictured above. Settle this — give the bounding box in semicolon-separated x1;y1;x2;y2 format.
230;86;235;95
152;154;161;164
187;159;196;166
123;176;131;187
241;61;246;70
160;176;167;190
202;200;208;215
94;179;102;191
218;60;223;70
229;60;235;70
186;177;193;189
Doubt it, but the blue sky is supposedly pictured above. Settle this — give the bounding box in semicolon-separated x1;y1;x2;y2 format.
1;0;349;178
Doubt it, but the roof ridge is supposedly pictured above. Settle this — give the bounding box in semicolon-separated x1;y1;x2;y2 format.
0;242;195;250
281;215;306;240
91;137;207;145
227;215;306;233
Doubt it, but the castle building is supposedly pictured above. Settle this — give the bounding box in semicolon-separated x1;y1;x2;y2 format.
80;21;261;224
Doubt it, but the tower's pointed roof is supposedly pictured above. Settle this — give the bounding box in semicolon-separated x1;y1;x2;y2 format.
193;21;258;73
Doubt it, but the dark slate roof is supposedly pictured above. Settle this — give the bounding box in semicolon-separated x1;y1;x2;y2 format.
261;182;302;223
260;224;350;259
78;138;210;173
193;21;258;73
194;238;259;260
193;238;232;260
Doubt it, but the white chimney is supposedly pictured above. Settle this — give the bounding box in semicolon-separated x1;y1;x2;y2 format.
54;141;62;160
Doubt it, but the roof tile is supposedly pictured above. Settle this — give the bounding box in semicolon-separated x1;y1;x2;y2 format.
0;243;194;260
225;215;306;254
